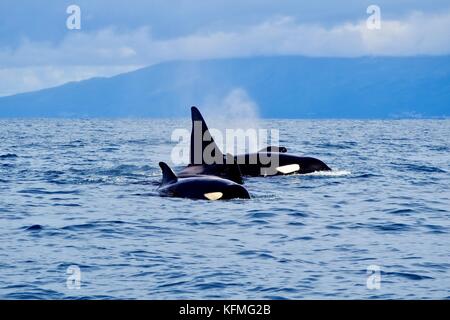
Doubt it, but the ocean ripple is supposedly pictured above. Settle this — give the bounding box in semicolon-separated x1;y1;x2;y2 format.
0;118;449;299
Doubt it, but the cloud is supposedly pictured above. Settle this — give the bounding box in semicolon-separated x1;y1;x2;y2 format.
1;10;450;95
168;11;450;57
0;65;142;96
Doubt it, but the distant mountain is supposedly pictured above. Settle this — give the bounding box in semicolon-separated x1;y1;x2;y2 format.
0;56;449;118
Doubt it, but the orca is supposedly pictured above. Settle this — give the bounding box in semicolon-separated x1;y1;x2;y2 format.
235;152;331;176
177;108;244;184
158;162;250;200
188;106;331;177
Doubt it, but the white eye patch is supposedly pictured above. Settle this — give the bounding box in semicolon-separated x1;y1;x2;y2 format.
276;164;300;174
204;192;223;200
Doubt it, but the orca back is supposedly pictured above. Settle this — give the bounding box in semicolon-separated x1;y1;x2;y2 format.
159;162;178;185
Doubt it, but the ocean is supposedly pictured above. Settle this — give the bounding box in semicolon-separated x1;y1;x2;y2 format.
0;118;449;299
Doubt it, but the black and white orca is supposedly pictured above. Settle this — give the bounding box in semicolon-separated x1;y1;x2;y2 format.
177;107;245;184
158;162;250;200
185;106;331;177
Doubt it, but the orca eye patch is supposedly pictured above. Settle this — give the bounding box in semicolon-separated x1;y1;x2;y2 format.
204;192;223;200
276;164;300;174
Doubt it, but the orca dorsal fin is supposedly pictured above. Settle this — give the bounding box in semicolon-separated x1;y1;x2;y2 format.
224;153;244;184
190;106;224;165
159;162;178;185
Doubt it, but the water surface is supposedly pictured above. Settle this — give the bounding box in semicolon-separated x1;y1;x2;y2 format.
0;119;449;299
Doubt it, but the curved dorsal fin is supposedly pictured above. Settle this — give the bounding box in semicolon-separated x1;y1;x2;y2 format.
159;162;178;185
190;106;224;165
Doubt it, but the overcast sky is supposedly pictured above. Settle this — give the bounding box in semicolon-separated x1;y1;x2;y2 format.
1;0;450;96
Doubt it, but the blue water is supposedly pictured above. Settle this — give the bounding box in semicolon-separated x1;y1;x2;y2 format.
0;119;449;299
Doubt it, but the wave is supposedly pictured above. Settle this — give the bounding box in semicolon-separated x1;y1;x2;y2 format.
394;163;446;173
304;170;351;177
383;271;434;281
0;153;18;159
24;224;43;231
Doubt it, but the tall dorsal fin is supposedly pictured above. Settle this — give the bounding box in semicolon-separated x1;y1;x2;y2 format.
159;162;178;185
190;106;224;165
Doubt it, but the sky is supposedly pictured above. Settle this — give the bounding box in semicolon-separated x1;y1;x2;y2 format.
1;0;450;96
